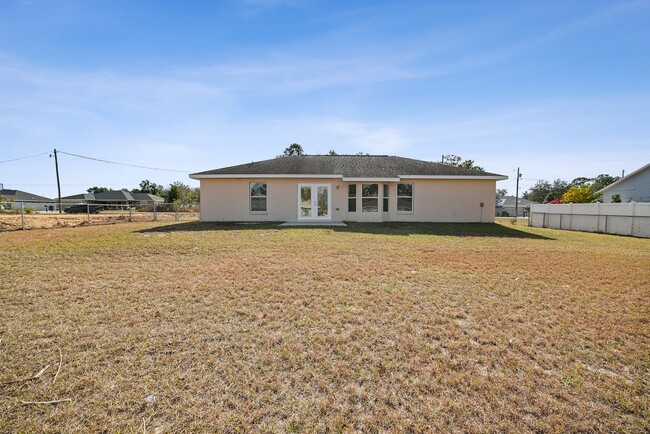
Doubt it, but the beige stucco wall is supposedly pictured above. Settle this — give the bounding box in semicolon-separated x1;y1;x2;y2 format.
199;178;497;223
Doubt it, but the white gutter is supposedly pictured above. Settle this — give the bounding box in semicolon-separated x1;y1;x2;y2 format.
341;177;401;182
190;173;508;181
400;175;508;180
189;174;341;179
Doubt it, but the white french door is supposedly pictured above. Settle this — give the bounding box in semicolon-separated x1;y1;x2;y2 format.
298;184;331;220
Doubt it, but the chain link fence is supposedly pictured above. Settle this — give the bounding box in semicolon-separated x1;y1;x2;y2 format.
0;201;199;231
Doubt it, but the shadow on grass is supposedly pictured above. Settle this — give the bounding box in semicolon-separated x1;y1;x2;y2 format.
136;221;553;239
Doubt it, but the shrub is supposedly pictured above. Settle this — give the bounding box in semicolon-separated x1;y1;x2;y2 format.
611;194;621;203
561;186;600;203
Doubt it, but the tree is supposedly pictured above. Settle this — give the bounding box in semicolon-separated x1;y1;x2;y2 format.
87;186;110;194
548;179;569;202
133;180;164;196
165;184;180;204
327;149;338;155
282;143;304;157
591;174;619;192
441;154;484;172
496;188;508;197
164;182;199;206
523;179;569;203
568;177;593;188
561;186;600;203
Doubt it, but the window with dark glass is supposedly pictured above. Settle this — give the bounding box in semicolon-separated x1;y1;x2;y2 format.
362;184;379;212
383;184;389;212
397;183;413;212
348;184;356;212
250;182;267;212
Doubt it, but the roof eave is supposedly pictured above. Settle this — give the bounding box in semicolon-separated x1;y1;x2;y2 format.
596;162;650;193
190;174;508;181
399;175;508;180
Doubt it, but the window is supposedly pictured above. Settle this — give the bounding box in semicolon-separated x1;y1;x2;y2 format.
362;184;378;212
250;182;267;213
397;183;413;212
348;184;356;212
383;184;389;212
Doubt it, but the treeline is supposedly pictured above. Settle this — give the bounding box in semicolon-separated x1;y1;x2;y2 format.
86;180;199;205
523;174;619;204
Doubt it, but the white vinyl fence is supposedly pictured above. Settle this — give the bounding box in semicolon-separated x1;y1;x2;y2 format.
529;202;650;238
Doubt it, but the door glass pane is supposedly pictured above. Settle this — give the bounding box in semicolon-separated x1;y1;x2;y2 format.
317;186;328;217
300;186;312;217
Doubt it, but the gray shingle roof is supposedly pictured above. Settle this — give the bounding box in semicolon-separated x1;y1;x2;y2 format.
61;193;95;201
191;155;505;178
0;189;53;202
62;191;165;202
94;190;135;201
131;193;165;202
496;196;538;206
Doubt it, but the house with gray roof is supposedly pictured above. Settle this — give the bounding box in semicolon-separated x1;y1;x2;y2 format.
61;190;164;208
495;196;538;217
0;189;54;212
190;155;507;223
597;162;650;203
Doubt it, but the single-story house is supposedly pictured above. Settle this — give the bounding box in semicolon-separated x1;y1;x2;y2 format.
189;155;507;223
60;193;95;204
495;196;538;217
61;191;165;208
0;189;55;212
597;162;650;203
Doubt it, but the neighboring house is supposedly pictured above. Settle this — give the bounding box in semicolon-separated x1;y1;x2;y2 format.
61;191;164;208
495;196;538;217
130;192;166;205
0;189;55;211
598;162;650;203
189;155;507;223
60;193;95;204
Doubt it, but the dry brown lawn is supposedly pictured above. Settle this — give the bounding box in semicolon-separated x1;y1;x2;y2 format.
0;221;648;433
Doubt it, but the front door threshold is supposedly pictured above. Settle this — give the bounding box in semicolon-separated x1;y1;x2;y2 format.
279;221;347;227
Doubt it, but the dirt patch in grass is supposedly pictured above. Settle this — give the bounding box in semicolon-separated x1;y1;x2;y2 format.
1;222;648;432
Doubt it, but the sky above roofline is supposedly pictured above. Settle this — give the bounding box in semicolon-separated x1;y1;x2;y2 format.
1;0;649;198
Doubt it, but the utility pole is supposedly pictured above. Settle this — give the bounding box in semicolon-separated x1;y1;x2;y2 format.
515;167;522;220
53;149;62;214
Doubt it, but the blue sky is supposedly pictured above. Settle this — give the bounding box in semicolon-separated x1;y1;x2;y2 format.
1;0;649;198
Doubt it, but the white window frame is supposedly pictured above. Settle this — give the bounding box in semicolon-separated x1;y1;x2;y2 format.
250;182;268;214
397;183;414;214
348;184;357;212
362;183;379;213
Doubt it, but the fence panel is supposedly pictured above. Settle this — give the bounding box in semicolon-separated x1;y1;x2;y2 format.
0;201;199;232
529;203;650;238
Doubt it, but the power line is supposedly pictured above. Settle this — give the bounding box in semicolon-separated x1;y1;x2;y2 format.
56;150;191;173
9;183;147;187
0;152;50;164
